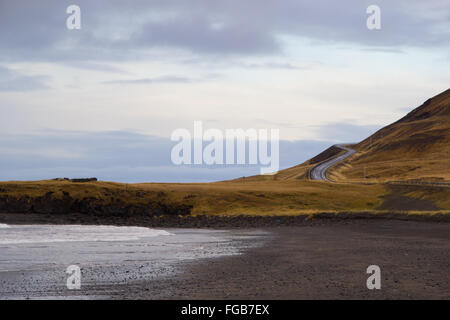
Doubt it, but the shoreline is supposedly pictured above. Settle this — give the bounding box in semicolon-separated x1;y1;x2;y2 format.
125;221;450;299
0;212;449;229
0;226;267;300
0;218;449;299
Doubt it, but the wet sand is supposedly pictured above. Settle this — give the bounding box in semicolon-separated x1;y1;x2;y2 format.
122;220;450;300
0;226;265;300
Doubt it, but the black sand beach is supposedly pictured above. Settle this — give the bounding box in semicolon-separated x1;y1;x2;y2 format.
1;213;449;300
121;220;450;300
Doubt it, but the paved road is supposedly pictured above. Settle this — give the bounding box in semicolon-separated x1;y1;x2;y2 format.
310;144;357;181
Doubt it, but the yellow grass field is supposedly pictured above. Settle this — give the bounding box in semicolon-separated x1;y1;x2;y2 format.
0;179;449;216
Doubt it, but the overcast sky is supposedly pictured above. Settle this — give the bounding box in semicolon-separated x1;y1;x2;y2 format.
0;0;449;182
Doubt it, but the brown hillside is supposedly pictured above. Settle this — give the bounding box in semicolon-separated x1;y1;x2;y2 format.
329;88;450;182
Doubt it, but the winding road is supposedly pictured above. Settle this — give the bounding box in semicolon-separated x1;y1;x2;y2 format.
309;145;357;181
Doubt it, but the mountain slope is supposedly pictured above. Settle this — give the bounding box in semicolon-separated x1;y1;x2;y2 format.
329;88;450;182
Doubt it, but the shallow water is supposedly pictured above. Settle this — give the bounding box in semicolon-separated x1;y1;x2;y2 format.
0;224;265;299
0;224;172;245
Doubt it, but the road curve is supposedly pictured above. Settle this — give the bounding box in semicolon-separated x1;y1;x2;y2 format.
309;145;357;181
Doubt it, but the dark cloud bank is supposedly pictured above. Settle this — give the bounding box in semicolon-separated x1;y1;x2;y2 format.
0;0;448;63
0;124;379;182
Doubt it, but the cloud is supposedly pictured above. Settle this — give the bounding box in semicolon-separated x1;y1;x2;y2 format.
103;75;194;85
63;61;128;73
240;62;308;70
0;66;49;91
103;73;222;85
0;0;449;64
0;130;333;182
132;14;279;55
313;122;382;143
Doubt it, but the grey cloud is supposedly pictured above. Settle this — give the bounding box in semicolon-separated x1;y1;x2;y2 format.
64;61;128;73
0;66;49;91
103;75;194;85
0;0;448;63
103;73;221;85
240;62;308;70
131;16;279;55
360;47;405;54
313;122;382;143
0;130;333;182
178;57;311;71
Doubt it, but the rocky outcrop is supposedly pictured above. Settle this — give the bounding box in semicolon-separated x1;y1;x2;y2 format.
52;178;98;182
70;178;98;183
0;192;192;216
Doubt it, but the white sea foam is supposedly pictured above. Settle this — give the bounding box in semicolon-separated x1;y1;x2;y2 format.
0;225;173;244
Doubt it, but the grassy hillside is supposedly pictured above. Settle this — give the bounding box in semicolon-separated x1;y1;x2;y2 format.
329;89;450;182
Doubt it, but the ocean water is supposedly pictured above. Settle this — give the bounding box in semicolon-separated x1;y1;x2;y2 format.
0;224;265;299
0;224;172;245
